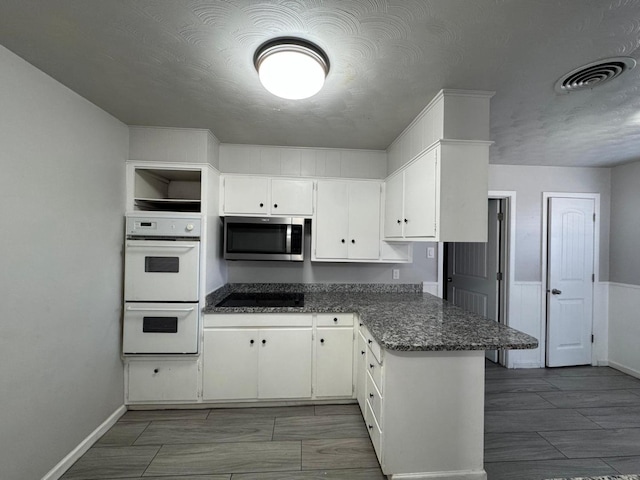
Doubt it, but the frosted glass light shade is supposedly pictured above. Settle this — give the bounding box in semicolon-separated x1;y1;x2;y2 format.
255;39;329;100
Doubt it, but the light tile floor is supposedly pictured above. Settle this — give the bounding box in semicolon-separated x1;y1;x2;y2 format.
60;363;640;480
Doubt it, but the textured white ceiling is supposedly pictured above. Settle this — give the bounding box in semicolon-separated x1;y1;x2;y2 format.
0;0;639;167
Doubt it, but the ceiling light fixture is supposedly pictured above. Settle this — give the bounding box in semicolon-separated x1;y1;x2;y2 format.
254;37;329;100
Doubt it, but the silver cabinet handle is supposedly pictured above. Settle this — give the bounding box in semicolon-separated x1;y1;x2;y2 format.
551;289;562;295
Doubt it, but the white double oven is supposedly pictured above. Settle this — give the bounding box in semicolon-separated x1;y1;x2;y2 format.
123;215;201;355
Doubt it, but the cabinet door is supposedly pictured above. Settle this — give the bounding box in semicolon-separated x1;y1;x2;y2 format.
314;181;349;259
223;176;269;215
384;173;404;238
202;329;259;400
356;329;368;412
258;328;312;399
271;179;314;216
348;182;381;259
127;360;198;403
316;327;355;398
403;149;437;238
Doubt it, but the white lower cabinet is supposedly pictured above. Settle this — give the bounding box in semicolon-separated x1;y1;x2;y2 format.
203;320;312;401
202;313;355;402
355;325;368;412
258;328;313;399
356;323;487;478
315;313;354;398
202;329;259;400
126;359;199;403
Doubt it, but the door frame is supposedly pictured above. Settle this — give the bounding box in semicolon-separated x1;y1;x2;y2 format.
541;192;600;367
438;190;516;367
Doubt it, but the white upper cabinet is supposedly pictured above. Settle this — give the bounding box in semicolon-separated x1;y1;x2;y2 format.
385;148;437;239
384;90;493;242
383;173;404;238
384;142;489;242
403;149;437;237
314;180;381;261
223;176;269;215
222;175;314;216
270;178;314;216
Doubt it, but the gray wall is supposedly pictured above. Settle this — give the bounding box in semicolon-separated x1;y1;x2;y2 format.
488;165;611;282
0;45;127;479
610;160;640;286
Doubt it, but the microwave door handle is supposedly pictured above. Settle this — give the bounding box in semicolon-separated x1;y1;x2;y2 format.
125;306;195;313
286;224;292;254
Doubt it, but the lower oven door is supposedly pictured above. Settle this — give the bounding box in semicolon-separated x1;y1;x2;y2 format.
123;302;199;354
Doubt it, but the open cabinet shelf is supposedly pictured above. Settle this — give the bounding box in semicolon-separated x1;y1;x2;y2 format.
132;167;202;213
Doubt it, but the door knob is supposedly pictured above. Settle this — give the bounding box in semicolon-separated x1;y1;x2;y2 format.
447;277;453;282
551;288;562;295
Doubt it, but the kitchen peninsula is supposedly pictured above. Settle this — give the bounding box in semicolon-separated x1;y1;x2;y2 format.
203;283;537;480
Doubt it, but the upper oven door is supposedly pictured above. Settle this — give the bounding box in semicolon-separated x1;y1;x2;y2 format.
224;217;304;261
124;240;200;302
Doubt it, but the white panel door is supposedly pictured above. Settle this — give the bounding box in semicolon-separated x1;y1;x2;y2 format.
223;176;269;215
384;173;404;238
315;180;349;259
348;182;381;259
271;178;313;215
547;197;595;367
403;149;437;238
315;328;354;397
258;328;312;399
447;199;501;361
202;329;259;400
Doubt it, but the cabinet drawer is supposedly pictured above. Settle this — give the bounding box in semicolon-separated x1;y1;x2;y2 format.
366;370;383;423
204;314;312;328
360;323;382;364
127;360;198;403
317;313;354;327
367;350;383;395
365;397;383;462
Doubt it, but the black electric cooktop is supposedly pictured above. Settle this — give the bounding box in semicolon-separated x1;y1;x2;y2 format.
215;292;305;308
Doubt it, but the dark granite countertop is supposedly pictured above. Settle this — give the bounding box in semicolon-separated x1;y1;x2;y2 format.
546;476;640;480
203;283;538;352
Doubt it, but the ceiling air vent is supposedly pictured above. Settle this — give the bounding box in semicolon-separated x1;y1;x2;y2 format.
554;57;636;93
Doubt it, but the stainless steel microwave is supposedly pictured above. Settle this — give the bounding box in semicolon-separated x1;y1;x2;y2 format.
223;217;305;261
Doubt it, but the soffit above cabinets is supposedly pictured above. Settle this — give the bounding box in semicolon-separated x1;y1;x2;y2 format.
0;1;639;167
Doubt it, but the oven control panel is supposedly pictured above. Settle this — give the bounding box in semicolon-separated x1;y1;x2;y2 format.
126;215;201;238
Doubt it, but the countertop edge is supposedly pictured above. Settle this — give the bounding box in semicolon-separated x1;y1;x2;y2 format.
203;285;538;353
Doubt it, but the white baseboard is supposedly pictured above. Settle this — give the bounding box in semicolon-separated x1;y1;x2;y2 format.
41;405;126;480
390;470;486;480
608;360;640;380
511;362;544;369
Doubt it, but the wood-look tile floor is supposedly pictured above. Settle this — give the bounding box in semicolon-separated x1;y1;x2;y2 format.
484;361;640;480
60;363;640;480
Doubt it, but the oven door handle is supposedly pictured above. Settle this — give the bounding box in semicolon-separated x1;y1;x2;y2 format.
285;224;292;254
125;306;195;313
126;244;197;250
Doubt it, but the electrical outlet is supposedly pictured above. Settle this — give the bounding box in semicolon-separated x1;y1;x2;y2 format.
392;269;400;280
427;247;435;259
